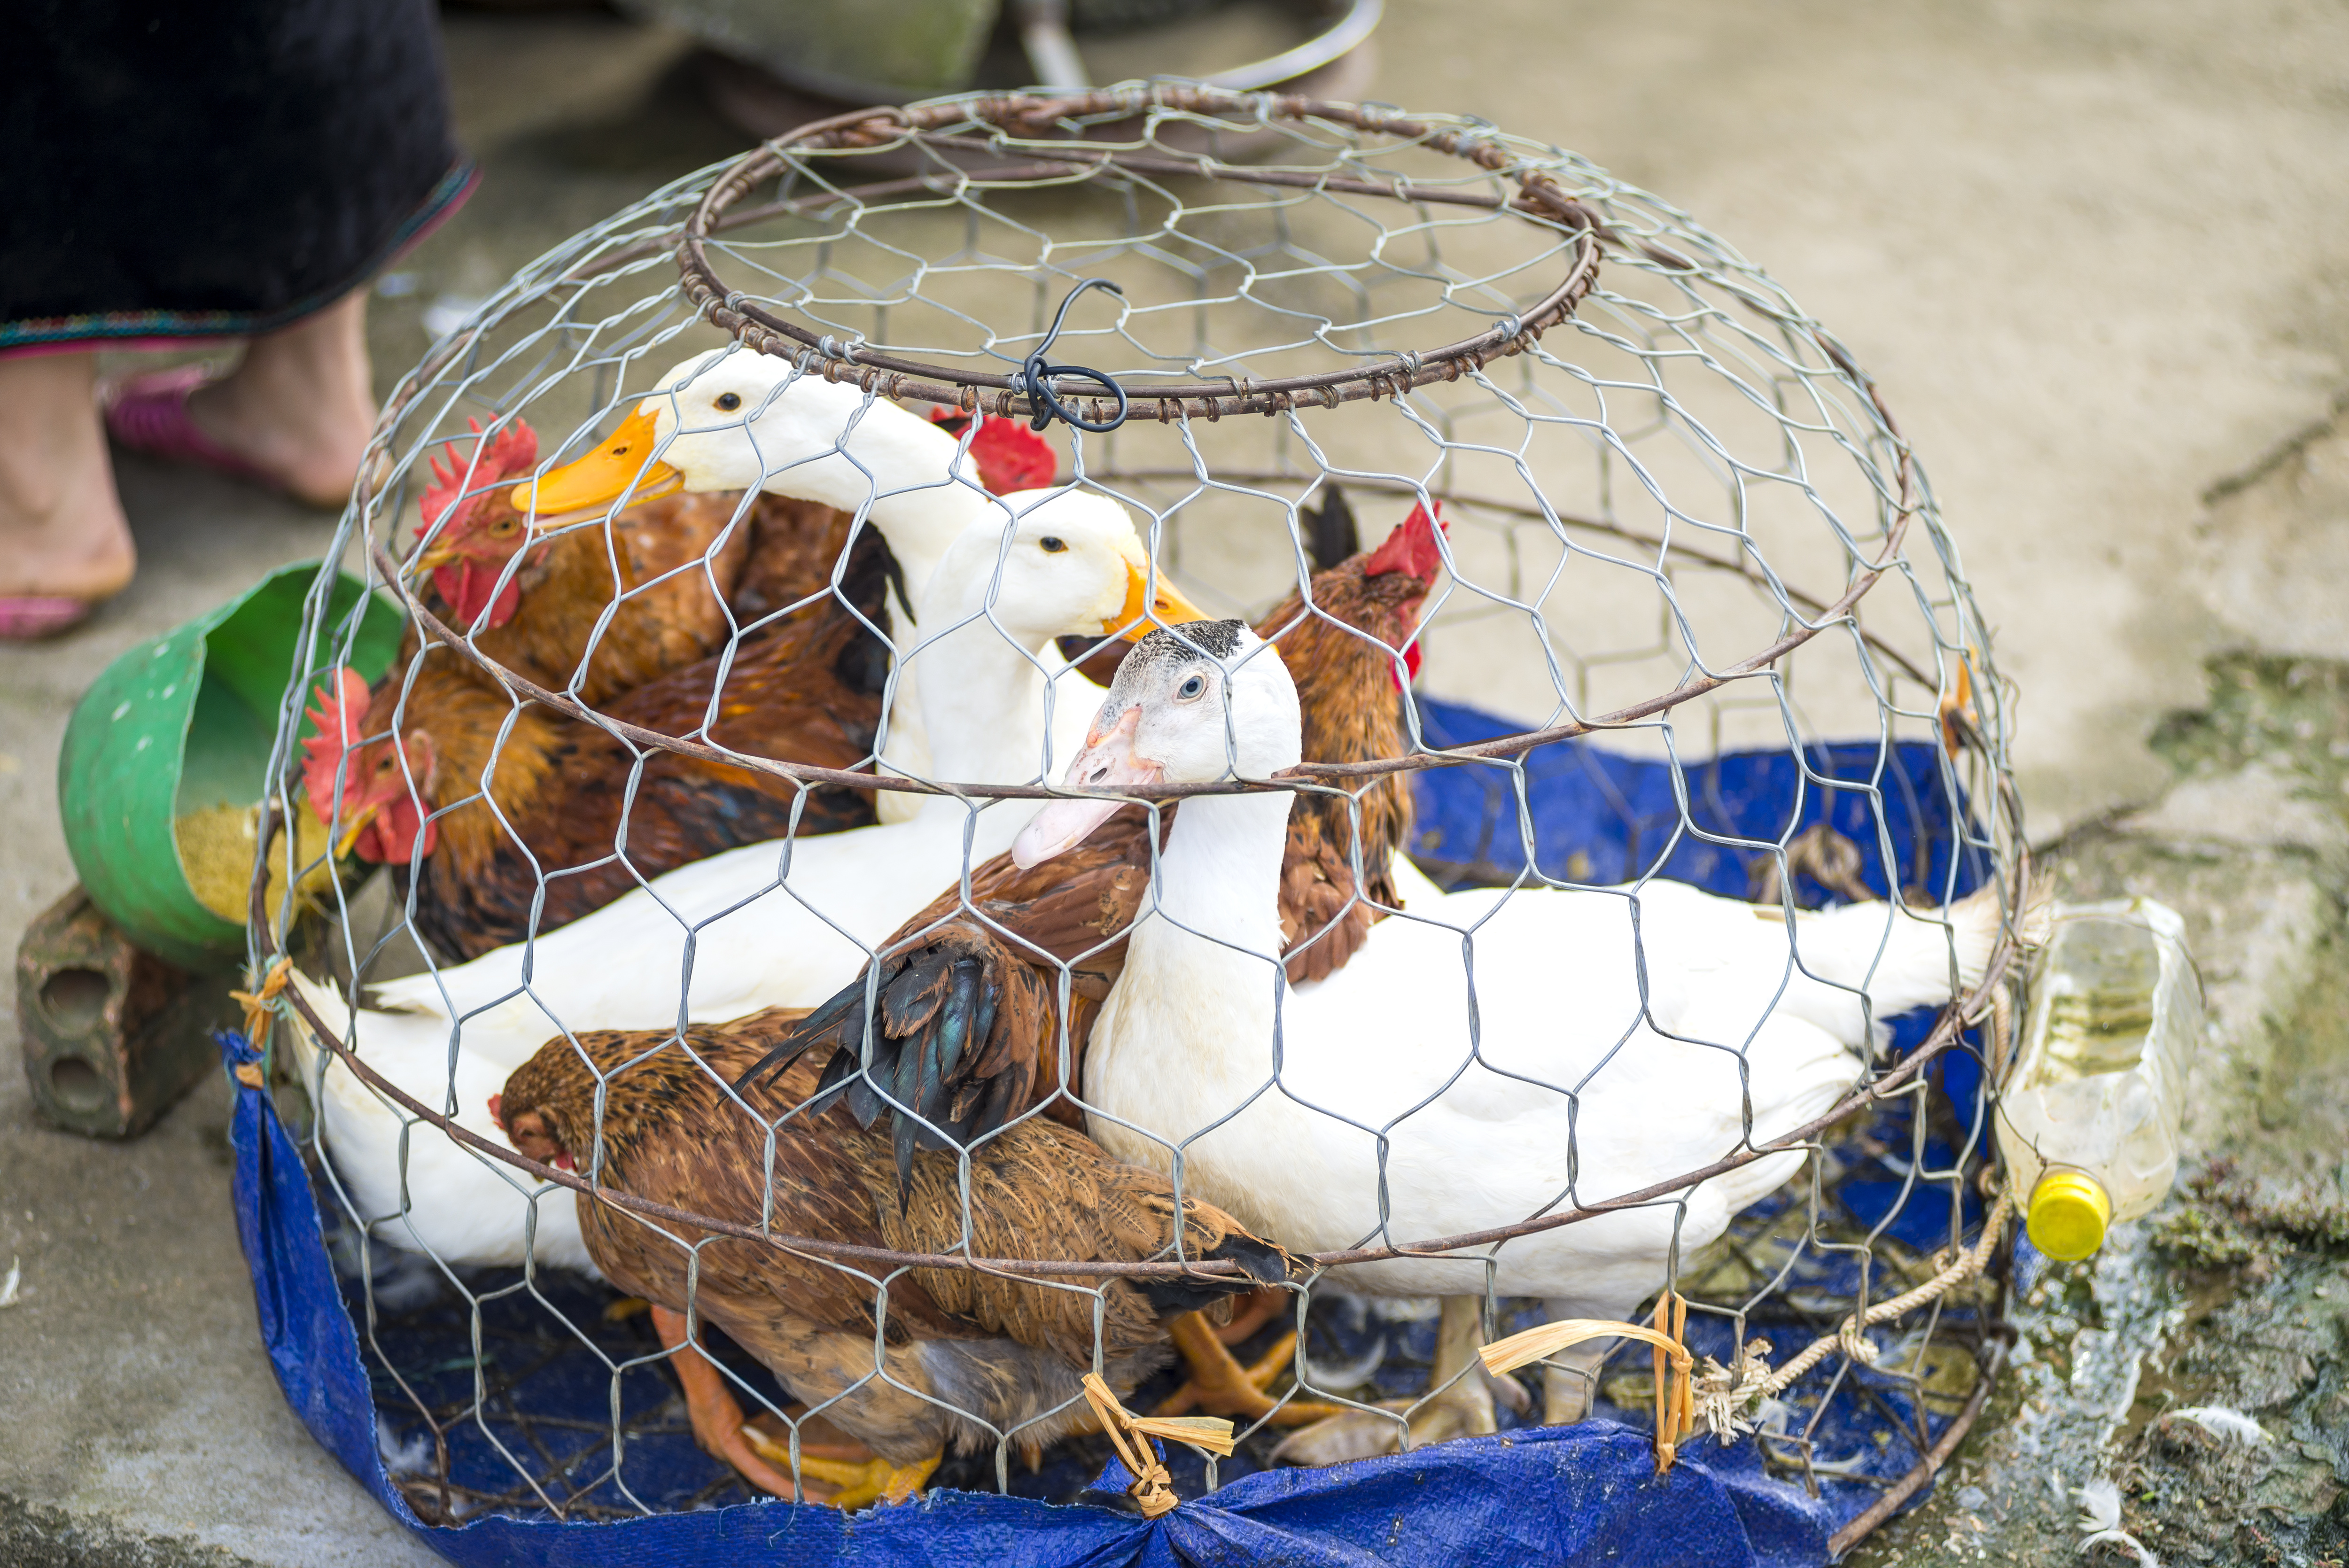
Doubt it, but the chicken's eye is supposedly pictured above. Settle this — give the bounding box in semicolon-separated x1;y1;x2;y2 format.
490;516;518;536
1039;536;1067;553
716;392;742;412
1177;673;1206;699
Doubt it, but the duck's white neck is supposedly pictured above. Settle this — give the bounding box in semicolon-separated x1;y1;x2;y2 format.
771;405;989;625
910;613;1059;809
868;484;991;629
1136;789;1294;963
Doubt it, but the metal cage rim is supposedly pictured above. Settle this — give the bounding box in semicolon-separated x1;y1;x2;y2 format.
674;84;1614;424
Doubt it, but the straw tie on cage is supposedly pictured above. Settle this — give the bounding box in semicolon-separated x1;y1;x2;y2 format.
1078;1373;1236;1518
228;955;294;1084
1480;1299;1697;1474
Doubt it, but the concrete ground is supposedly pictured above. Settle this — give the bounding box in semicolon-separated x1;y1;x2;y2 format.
5;2;2348;1562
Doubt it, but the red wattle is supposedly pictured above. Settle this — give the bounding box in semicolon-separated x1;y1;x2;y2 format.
434;561;521;629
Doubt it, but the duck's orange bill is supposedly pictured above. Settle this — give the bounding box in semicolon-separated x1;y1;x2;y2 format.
1103;560;1211;639
506;406;683;516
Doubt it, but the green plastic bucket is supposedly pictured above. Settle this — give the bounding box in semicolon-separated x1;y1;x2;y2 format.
58;562;402;970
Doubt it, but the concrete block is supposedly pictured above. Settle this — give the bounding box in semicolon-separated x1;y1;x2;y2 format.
15;886;236;1140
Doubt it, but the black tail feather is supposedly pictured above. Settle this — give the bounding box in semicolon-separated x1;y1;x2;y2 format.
1305;484;1358;574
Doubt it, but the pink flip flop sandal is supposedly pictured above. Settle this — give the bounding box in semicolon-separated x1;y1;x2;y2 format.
0;596;96;641
101;363;284;493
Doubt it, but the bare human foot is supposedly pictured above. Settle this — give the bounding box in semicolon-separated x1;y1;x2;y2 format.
0;351;136;611
186;288;377;508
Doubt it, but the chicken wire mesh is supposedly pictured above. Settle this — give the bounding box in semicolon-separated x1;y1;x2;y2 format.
241;84;2032;1555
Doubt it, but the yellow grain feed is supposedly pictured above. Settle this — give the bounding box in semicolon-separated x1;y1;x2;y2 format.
176;798;339;926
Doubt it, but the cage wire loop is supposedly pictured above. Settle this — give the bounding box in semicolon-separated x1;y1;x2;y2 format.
257;81;2025;1542
1021;278;1131;433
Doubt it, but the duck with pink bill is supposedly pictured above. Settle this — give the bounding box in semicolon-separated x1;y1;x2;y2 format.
1011;621;2039;1462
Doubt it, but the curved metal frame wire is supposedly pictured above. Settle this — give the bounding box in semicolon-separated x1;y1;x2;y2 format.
247;83;2028;1540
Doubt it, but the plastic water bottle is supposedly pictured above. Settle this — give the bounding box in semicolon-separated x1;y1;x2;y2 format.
1996;898;2202;1261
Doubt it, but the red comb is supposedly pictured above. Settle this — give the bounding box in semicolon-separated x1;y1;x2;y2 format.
929;404;1058;494
1361;498;1448;582
300;667;373;825
968;417;1056;493
421;416;539;534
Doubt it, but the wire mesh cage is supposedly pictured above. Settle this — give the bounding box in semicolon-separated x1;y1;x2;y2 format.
241;83;2035;1561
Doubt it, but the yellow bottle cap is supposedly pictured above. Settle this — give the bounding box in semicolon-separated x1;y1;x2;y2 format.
2026;1170;2113;1261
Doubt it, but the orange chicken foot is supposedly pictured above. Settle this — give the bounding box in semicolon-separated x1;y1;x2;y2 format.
649;1304;807;1500
1214;1287;1289;1346
1151;1312;1350;1426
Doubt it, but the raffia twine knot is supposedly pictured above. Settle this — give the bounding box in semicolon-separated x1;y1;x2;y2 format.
1479;1294;1697;1474
229;955;294;1068
1079;1372;1234;1519
1693;1338;1778;1442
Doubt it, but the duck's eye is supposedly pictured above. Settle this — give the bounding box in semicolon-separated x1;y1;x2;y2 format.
716;392;742;412
1040;536;1067;553
1177;673;1206;699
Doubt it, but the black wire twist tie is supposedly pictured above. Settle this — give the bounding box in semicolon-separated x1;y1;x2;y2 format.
1021;278;1130;433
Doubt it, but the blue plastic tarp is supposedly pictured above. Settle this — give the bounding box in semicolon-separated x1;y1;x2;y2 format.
226;700;1995;1566
227;1038;1840;1565
1406;698;1989;905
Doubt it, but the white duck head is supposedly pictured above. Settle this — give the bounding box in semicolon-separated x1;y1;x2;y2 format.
910;493;1208;792
506;348;999;601
1012;621;1299;866
916;490;1199;646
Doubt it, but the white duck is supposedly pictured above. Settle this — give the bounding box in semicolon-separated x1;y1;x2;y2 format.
286;497;1203;1272
1012;622;2023;1449
507;346;1150;823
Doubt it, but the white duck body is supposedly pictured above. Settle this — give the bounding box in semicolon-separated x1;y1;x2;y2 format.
1028;625;2007;1326
286;497;1179;1271
539;349;1120;823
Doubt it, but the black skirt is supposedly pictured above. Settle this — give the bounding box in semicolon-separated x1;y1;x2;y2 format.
3;0;471;351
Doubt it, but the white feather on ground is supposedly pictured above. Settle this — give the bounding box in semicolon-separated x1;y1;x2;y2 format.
2076;1476;2160;1566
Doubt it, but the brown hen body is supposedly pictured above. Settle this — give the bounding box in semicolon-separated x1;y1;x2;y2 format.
383;497;894;958
496;1021;1283;1464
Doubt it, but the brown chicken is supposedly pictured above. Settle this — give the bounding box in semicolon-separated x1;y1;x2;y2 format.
491;1018;1288;1507
406;417;762;706
307;415;939;958
732;496;1447;1424
308;510;894;960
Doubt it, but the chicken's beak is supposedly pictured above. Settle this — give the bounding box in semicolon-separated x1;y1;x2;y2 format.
408;531;467;574
1013;705;1158;868
332;802;379;859
507;406;683;517
1102;560;1211;640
